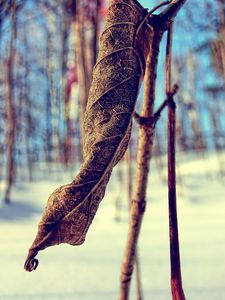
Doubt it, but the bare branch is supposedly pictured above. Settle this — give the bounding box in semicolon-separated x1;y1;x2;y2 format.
166;23;186;300
160;0;188;22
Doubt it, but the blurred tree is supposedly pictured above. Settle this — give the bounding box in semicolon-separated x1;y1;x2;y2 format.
4;0;17;203
173;54;206;151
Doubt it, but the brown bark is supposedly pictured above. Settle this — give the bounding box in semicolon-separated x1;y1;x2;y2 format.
119;1;187;299
4;0;17;204
166;25;186;300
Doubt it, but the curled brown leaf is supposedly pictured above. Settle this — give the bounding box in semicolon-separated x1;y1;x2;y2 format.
24;0;152;271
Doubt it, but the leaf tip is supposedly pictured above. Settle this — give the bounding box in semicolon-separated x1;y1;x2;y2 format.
24;250;39;272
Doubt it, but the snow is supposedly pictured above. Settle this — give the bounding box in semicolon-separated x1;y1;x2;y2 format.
0;152;225;300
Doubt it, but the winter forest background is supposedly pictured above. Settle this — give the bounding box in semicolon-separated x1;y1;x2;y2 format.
0;0;225;299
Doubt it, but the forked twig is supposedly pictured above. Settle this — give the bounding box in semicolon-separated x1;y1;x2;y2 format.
119;1;187;299
133;83;178;128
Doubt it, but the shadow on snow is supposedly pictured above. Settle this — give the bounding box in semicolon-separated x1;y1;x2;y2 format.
0;200;41;222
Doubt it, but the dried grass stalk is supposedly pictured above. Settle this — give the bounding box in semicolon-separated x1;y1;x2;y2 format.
24;0;152;271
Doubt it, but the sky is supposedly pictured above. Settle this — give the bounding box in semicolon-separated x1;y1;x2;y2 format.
0;0;224;154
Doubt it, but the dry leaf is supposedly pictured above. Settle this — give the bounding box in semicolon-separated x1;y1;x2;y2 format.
24;0;152;271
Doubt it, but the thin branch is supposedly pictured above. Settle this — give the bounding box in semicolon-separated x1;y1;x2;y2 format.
166;23;186;300
166;25;172;93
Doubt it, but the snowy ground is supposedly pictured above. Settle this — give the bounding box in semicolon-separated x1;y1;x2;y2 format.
0;152;225;300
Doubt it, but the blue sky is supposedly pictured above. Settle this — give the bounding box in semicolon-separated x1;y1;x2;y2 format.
0;0;223;151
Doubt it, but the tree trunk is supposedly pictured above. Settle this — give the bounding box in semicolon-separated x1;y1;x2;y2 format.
23;40;33;181
61;7;71;166
4;0;17;204
186;53;206;151
74;0;90;151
